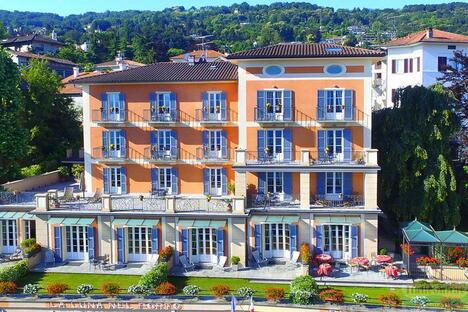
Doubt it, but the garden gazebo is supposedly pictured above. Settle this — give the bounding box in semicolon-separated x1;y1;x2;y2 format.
401;219;468;281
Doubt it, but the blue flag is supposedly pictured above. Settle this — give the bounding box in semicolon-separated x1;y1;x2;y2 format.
230;295;237;312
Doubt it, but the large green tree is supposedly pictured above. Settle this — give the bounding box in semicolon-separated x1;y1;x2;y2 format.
21;59;82;171
0;49;28;183
373;85;461;229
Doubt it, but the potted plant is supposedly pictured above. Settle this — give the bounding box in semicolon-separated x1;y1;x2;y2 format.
265;102;272;110
206;194;212;202
215;106;220;113
109;144;115;151
231;256;240;271
227;183;235;195
300;243;310;264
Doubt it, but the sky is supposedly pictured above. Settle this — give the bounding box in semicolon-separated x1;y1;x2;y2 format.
1;0;456;16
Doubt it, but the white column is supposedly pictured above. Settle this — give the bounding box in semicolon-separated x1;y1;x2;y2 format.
82;85;93;197
237;66;248;149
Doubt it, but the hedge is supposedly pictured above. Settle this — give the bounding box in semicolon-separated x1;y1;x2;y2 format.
0;260;29;282
138;262;168;289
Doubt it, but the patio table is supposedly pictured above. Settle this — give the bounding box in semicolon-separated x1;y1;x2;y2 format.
385;265;399;278
317;263;332;276
351;257;369;266
375;255;392;264
315;254;333;264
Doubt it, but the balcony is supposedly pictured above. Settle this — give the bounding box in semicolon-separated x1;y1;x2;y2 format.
317;106;369;127
311;194;364;208
196;109;235;126
174;197;233;213
91;109;126;127
311;149;367;166
245;150;300;165
196;147;231;163
247;193;300;209
143;109;178;126
144;147;178;163
254;107;294;126
92;147;127;164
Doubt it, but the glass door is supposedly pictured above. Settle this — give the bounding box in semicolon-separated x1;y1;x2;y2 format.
264;223;290;258
65;226;88;261
190;228;217;264
208;131;222;159
325;172;343;200
110;167;122;194
323;224;352;259
127;227;153;262
1;220;17;254
107;93;121;121
158;130;172;159
265;130;283;161
266;172;284;201
209;168;222;196
325;130;343;161
157;93;171;121
158;168;172;195
265;90;284;120
326;90;344;120
208;92;222;121
108;130;122;158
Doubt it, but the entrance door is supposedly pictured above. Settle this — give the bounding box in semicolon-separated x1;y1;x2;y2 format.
65;226;88;261
326;90;344;120
190;228;217;264
209;168;222;196
323;224;351;259
264;223;290;259
109;167;123;194
208;92;222;121
107;93;121;121
1;220;17;254
127;227;153;262
108;130;123;158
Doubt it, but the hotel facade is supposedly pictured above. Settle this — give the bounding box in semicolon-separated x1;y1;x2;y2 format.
8;43;385;268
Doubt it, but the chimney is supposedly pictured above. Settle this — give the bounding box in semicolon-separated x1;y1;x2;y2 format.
426;28;433;38
51;30;57;41
188;55;195;66
73;67;79;79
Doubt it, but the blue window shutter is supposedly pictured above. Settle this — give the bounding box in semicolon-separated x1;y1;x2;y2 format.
317;130;325;161
102;131;109;158
283;128;292;161
151;168;159;193
289;224;298;257
203;169;209;195
103;168;110;194
258;172;266;195
202;92;208;120
217;228;224;258
118;93;126;120
202;131;208;158
220;92;227;121
257;130;265;160
343;172;352;197
317;90;325;120
149;93;157;120
316;172;325;195
256;90;265;120
100;93;108;121
170;92;177;120
344;90;354;120
351;225;358;258
283;90;292;121
171;167;178;194
221;130;227;159
151;227;159;254
117;227;125;264
150;130;157;147
119;129;126;158
181;229;189;258
170;130;177;158
87;226;95;259
53;226;62;262
343;129;352;162
315;225;323;254
221;168;227;195
254;224;262;257
283;172;292;200
120;167;127;194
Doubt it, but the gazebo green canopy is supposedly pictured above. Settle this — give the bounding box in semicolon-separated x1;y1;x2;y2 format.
435;230;468;244
401;220;440;243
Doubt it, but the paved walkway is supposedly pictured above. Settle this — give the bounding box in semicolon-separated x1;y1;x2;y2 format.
32;261;153;275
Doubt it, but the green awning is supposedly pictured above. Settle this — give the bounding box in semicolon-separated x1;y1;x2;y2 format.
250;215;299;224
62;218;80;225
315;215;361;224
48;217;65;224
405;229;440;243
2;212;16;218
0;212;35;220
435;230;468;245
113;218;159;227
22;213;35;220
178;220;226;228
76;218;95;226
142;219;159;227
48;217;94;226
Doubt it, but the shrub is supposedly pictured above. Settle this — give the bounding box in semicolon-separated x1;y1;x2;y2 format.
416;256;440;266
20;164;43;177
76;284;93;296
182;285;200;296
300;243;310;264
290;275;319;304
20;239;41;256
379;293;401;307
319;288;344;304
410;296;430;308
71;164;84;180
231;256;240;265
138;262;168;289
351;293;369;304
447;247;464;263
101;282;120;297
155;282;176;295
23;284;40;296
159;246;174;262
47;283;69;295
456;257;468;267
236;287;254;298
0;260;29;282
400;243;415;256
0;282;17;294
378;248;387;255
128;284;151;296
413;280;432;289
211;284;230;298
439;297;463;311
57;166;69;179
264;287;285;302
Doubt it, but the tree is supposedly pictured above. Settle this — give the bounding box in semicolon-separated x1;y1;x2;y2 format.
0;22;7;40
21;59;82;171
56;44;89;66
373;86;461;229
167;48;185;57
0;49;28;183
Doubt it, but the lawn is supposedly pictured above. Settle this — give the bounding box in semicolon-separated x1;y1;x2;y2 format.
16;273;468;309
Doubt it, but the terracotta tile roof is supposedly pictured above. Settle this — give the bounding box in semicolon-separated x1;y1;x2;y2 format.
385;28;468;46
170;49;225;59
1;34;64;46
95;59;145;67
61;72;103;94
72;62;238;84
8;50;76;66
227;43;385;59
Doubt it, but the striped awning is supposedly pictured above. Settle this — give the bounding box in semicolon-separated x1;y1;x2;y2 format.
0;211;35;219
113;219;159;227
250;215;299;224
47;217;95;226
178;220;226;228
315;215;361;224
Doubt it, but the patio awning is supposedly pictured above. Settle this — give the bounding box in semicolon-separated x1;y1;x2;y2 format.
178;220;226;228
0;211;35;219
315;215;361;224
435;230;468;245
47;217;95;226
250;215;299;224
113;218;159;227
402;219;440;243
